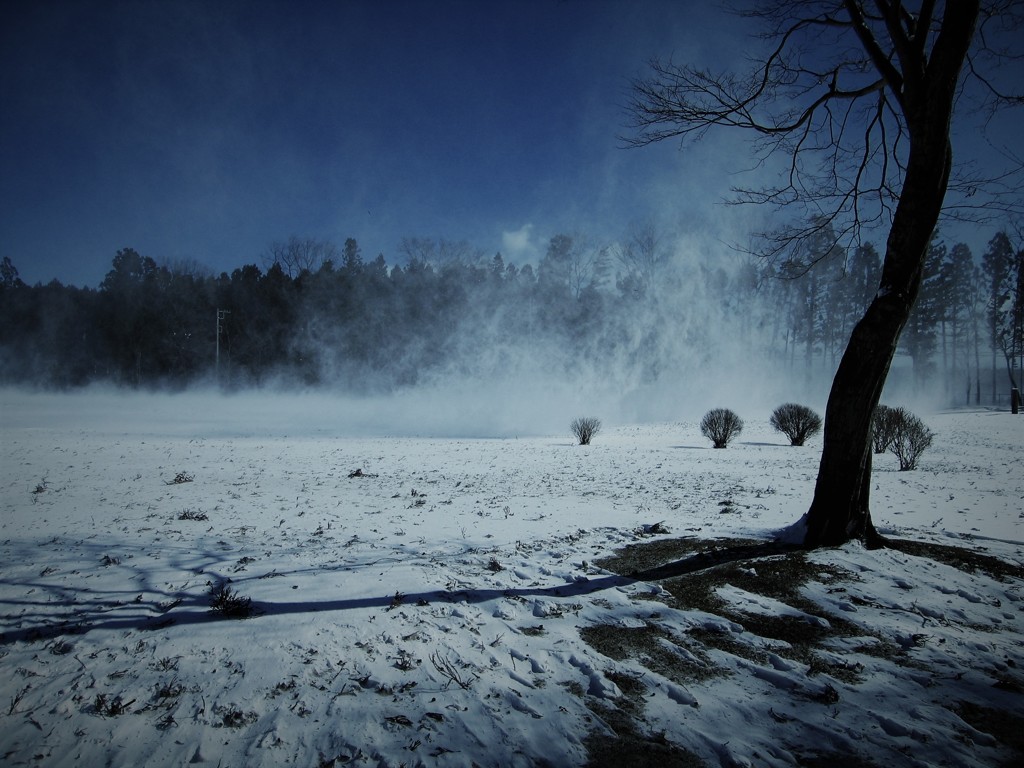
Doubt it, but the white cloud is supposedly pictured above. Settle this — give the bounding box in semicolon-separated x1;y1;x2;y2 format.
501;223;538;263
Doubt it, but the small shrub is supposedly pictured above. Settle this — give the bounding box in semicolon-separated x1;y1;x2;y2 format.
700;408;743;448
94;693;135;717
208;580;253;618
393;649;419;671
50;639;74;655
570;417;602;445
154;678;185;702
888;408;934;470
153;657;180;672
387;591;404;611
871;404;902;454
215;704;258;728
769;403;823;446
7;685;30;716
429;651;478;690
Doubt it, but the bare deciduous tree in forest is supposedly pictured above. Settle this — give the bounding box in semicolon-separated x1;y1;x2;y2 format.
627;1;1022;547
265;236;339;278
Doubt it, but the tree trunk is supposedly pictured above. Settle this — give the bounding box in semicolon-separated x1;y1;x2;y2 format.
974;314;982;405
992;349;998;404
803;158;948;546
941;320;949;404
802;1;978;548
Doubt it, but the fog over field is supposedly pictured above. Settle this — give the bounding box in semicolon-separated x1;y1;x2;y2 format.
1;219;976;436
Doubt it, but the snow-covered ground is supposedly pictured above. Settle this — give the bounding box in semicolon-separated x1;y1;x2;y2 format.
1;389;1021;767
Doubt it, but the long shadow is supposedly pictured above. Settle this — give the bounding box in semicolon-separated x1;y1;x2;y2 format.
1;535;803;646
257;575;634;618
0;574;635;645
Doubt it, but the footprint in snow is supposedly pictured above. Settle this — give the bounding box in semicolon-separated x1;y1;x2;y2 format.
510;648;547;674
568;654;621;699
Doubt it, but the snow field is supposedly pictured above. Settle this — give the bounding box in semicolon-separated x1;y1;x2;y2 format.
0;390;1021;767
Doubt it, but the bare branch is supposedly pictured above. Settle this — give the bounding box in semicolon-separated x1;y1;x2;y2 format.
966;52;1024;105
625;1;1022;264
845;0;906;102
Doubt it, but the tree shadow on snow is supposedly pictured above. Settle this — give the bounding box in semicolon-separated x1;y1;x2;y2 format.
8;532;1012;647
0;572;638;644
0;535;648;644
0;533;792;645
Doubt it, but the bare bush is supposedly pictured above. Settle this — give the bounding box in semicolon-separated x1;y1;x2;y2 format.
888;408;934;471
769;403;822;446
871;405;902;454
429;651;478;690
94;693;135;717
215;704;258;728
208;580;253;618
700;409;743;449
570;417;602;445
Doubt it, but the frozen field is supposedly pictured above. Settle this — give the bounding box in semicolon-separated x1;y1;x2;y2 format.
1;389;1022;767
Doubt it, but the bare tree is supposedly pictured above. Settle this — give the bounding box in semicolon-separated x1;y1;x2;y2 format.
161;257;212;280
567;238;610;301
399;237;483;269
614;221;666;297
398;236;438;269
627;1;1022;547
983;231;1024;397
264;236;339;278
438;238;483;268
540;233;611;300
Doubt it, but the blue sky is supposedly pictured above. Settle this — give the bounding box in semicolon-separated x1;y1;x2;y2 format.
3;0;751;287
1;1;1018;288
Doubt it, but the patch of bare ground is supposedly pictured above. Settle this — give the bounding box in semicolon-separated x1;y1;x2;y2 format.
561;671;705;768
584;669;704;768
796;755;882;768
593;536;769;579
582;534;1024;765
885;538;1024;582
595;537;872;670
952;700;1024;767
579;623;722;685
582;726;705;768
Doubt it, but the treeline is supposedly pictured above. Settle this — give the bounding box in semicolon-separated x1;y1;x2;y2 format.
758;227;1023;404
0;226;1020;404
0;233;673;390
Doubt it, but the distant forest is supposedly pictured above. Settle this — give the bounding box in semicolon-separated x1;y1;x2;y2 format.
1;225;1021;405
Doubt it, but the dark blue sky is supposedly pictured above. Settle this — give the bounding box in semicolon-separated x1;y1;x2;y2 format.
1;1;1018;288
3;0;750;287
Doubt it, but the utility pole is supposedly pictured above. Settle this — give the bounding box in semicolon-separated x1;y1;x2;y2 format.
216;309;230;381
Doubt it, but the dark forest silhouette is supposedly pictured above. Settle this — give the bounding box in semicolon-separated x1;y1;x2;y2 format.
0;227;1019;402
